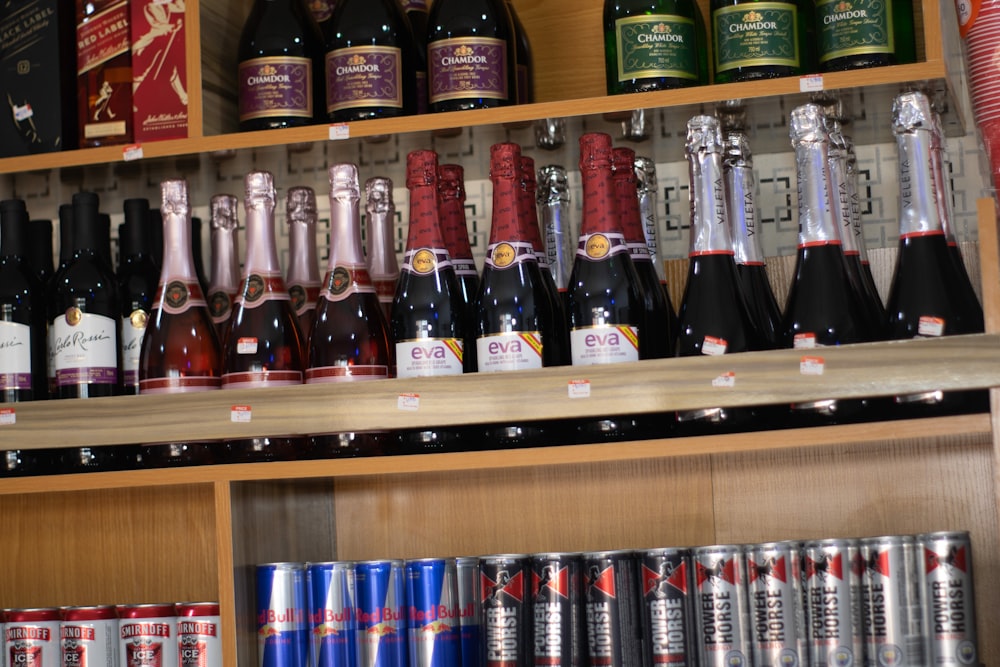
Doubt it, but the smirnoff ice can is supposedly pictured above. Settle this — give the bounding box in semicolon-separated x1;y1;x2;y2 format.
175;603;222;667
6;608;61;667
116;604;177;667
692;544;752;667
61;606;119;667
859;535;926;667
801;538;865;667
918;531;979;666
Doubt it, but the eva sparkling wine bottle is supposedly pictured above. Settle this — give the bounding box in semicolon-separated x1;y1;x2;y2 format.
365;177;400;323
285;186;322;348
438;163;480;373
118;198;161;395
207;194;242;346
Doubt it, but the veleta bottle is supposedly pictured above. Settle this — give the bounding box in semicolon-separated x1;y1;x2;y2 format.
886;91;987;417
76;0;134;146
207;194;242;345
815;0;915;71
28;218;54;287
438;163;480;372
506;0;534;103
603;0;707;94
781;103;873;424
48;191;120;399
676;116;763;430
322;0;419;121
223;171;305;462
536;165;575;294
723;131;782;349
307;163;394;457
118;198;160;395
710;0;811;83
0;199;48;402
634;155;679;347
365;177;400;323
612;146;672;360
237;0;325;131
426;0;516;112
285;187;321;349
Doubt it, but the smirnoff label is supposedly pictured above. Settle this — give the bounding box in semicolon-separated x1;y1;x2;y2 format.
396;338;464;377
6;620;60;667
0;320;32;391
51;310;118;387
569;325;639;366
119;618;176;667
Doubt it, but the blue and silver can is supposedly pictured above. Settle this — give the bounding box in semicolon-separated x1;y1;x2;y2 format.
355;560;407;667
307;562;356;667
455;557;481;667
257;562;309;667
405;558;462;667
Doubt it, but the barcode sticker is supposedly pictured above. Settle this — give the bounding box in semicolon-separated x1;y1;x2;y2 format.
568;379;591;399
793;333;818;349
398;393;420;411
800;75;824;92
329;124;350;140
918;316;945;337
702;336;728;356
122;144;144;161
13;104;32;122
712;372;736;388
237;337;258;354
0;408;15;425
800;356;825;375
231;405;252;422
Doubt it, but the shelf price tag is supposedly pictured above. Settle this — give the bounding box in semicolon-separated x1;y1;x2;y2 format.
398;393;420;411
712;371;736;388
231;405;252;423
568;379;591;399
329;124;350;141
799;75;824;92
13;104;32;122
800;356;825;376
122;144;144;161
0;408;15;425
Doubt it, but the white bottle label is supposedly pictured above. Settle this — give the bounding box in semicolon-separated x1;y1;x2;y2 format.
701;335;728;356
52;311;118;386
396;338;464;378
121;310;148;388
0;321;32;390
476;332;543;372
570;325;640;366
917;316;945;337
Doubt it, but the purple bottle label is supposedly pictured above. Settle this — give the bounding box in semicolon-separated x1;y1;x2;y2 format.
238;56;314;122
399;0;428;10
326;46;404;113
428;37;509;104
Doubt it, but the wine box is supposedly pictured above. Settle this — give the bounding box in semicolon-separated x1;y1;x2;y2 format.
0;0;78;158
130;0;188;142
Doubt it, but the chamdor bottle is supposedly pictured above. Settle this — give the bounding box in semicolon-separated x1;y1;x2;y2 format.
710;0;812;82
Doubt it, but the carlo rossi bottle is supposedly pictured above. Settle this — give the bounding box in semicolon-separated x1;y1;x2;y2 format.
207;194;242;345
710;0;812;83
285;186;322;349
815;0;915;71
365;177;400;323
118;198;161;395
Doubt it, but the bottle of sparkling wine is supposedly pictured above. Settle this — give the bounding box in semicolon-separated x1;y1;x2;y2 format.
710;0;812;83
365;177;400;323
815;0;915;71
0;199;48;402
438;163;480;373
722;131;782;349
117;198;160;395
506;0;534;103
27;218;54;287
634;155;680;349
322;0;419;121
536;165;575;295
48;204;74;395
285;186;322;349
886;91;987;417
237;0;325;131
223;171;306;462
207;194;242;346
781;103;874;424
426;0;516;111
307;163;395;457
48;191;121;399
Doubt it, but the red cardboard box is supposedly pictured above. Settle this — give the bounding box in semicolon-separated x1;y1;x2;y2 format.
130;0;188;142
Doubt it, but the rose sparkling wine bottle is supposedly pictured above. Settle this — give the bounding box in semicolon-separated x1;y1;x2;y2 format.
307;163;395;457
285;186;322;350
391;149;469;452
207;194;242;346
885;91;987;418
438;163;480;373
118;198;161;395
138;179;223;467
365;177;400;323
222;171;306;462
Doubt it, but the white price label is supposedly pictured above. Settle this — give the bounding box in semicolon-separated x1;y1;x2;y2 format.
122;144;144;161
917;316;945;337
329;124;351;140
0;408;15;425
712;372;736;388
793;333;818;349
231;405;252;422
568;379;591;399
701;336;728;356
13;104;32;122
800;356;825;376
799;75;824;92
237;337;259;354
398;393;420;411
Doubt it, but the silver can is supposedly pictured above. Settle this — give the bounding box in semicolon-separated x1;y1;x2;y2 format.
117;604;178;667
745;541;806;666
175;603;222;667
6;608;61;667
61;606;119;667
859;535;926;666
918;531;979;666
455;557;481;667
801;538;865;667
692;545;752;667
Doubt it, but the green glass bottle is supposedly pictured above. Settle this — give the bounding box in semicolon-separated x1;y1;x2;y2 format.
603;0;708;94
815;0;915;71
710;0;812;82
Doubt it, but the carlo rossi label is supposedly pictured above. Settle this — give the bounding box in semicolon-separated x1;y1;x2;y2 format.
428;37;508;104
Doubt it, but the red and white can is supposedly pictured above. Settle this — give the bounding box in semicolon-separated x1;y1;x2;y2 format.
116;604;177;667
175;603;222;667
61;606;119;667
5;608;61;667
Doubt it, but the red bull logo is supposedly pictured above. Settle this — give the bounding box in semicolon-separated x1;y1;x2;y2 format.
312;624;340;638
366;622;397;638
258;624;282;639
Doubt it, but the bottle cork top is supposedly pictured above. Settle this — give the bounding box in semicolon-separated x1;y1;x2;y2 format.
161;180;189;215
723;131;752;170
686;115;722;154
789;104;828;144
437;164;465;202
892;90;934;134
490;143;520;181
633;156;657;193
519;155;536;192
245;171;275;202
210;194;238;230
286;186;318;223
578;132;613;171
537;165;569;204
406;150;438;189
328;164;359;200
365;177;394;214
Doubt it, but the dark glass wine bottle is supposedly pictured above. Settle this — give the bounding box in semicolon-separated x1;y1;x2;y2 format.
307;163;395;457
886;91;987;418
48;191;121;399
207;194;242;346
781;103;874;424
306;0;337;30
399;0;430;112
48;204;74;395
0;199;48;402
723;130;782;349
438;163;480;373
566;132;648;443
506;0;534;103
603;0;706;94
118;198;160;395
426;0;516;112
635;155;680;350
223;171;305;462
28;218;54;287
365;177;400;323
322;0;419;121
612;146;672;360
391;150;468;452
137;181;221;467
536;165;575;295
237;0;325;131
286;186;321;350
710;0;811;83
815;0;915;71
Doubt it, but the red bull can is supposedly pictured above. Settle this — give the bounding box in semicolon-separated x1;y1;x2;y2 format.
801;538;865;667
638;548;695;666
175;603;222;667
693;545;752;667
256;562;309;667
529;553;584;667
581;550;642;667
405;558;461;667
745;541;806;666
354;560;406;667
307;563;355;667
455;557;481;667
61;606;118;667
6;608;60;667
859;535;926;667
918;531;979;666
117;604;177;667
480;554;530;667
